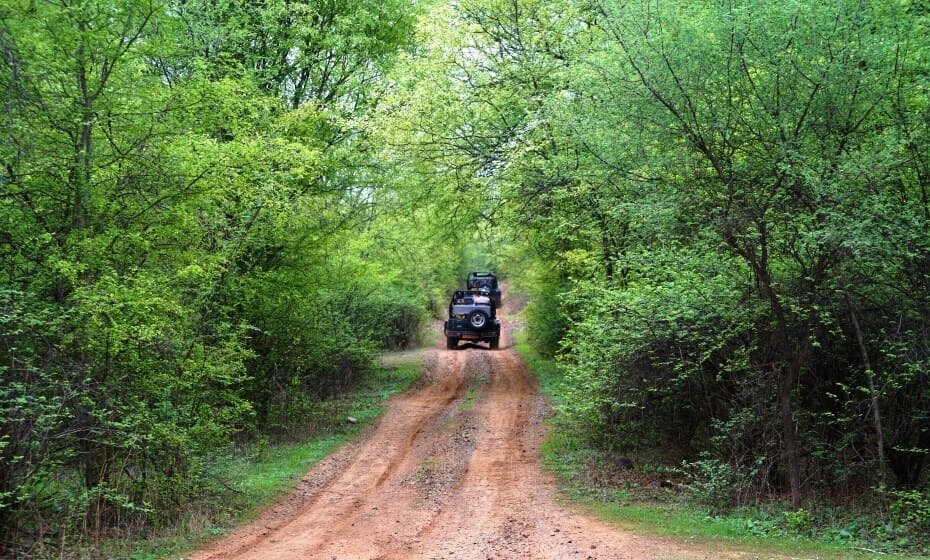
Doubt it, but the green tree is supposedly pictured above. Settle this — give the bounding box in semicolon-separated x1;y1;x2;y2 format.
0;0;258;547
0;0;426;553
395;0;930;510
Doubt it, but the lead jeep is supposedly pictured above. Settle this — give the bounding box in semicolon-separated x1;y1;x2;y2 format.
466;272;502;306
443;289;501;350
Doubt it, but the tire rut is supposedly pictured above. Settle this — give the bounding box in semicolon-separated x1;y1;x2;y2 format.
191;314;757;560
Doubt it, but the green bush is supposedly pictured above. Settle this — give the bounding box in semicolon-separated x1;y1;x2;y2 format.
679;455;744;515
0;281;253;554
783;508;813;536
887;487;930;543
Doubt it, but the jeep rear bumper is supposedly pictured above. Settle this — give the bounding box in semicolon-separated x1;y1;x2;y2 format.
444;320;500;341
445;330;497;341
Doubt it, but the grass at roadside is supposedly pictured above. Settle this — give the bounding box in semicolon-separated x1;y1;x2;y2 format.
513;331;919;560
127;355;424;560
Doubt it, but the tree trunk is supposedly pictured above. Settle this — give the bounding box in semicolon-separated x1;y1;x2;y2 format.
848;303;886;484
778;356;802;509
753;235;804;509
72;27;92;233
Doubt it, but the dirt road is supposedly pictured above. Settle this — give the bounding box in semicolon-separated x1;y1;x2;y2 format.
192;318;742;560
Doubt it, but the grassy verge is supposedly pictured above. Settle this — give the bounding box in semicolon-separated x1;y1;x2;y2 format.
513;331;920;560
125;354;423;560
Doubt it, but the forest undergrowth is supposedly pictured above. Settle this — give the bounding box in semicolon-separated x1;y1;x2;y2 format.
514;330;929;559
100;357;423;560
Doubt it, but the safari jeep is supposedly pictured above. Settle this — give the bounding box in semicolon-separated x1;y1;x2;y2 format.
465;272;502;306
443;289;501;350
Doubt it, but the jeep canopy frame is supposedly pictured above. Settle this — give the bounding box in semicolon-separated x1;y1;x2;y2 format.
449;289;497;312
465;272;502;306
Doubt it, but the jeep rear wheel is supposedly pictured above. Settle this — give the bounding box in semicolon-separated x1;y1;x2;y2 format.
446;336;458;349
489;336;500;350
468;310;488;329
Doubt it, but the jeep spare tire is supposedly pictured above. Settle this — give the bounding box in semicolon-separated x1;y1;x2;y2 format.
468;310;488;328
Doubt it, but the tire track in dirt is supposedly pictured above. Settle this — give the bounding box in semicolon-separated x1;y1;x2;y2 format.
193;350;475;560
192;312;760;560
377;333;698;560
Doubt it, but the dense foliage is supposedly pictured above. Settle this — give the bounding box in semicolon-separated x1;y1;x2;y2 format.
384;0;930;546
3;0;930;556
0;0;467;555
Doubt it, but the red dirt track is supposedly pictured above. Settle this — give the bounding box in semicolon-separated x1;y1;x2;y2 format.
192;313;754;560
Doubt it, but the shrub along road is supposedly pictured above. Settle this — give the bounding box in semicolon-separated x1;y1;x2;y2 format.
191;315;768;560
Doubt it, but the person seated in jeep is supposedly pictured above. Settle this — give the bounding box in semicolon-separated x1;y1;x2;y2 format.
473;287;491;305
